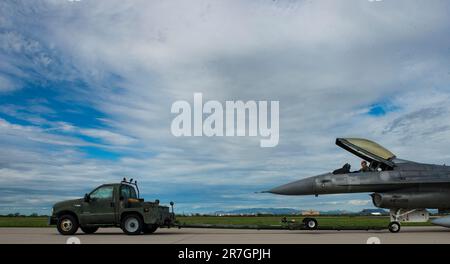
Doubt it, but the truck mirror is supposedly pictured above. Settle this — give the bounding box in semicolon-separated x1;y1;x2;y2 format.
84;193;90;202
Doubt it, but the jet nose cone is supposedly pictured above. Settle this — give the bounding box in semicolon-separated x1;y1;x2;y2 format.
268;178;315;195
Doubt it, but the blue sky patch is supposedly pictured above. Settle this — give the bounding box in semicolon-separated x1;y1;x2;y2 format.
367;102;400;117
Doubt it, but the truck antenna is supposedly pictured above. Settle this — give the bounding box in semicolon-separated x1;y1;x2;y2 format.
135;180;140;198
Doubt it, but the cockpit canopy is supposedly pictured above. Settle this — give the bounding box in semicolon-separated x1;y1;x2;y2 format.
335;138;397;171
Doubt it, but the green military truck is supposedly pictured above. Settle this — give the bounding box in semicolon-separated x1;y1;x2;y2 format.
49;179;175;235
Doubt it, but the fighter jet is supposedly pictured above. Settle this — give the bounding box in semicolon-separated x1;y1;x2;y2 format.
267;138;450;232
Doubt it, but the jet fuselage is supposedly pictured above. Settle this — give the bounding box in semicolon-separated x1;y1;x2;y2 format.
268;162;450;209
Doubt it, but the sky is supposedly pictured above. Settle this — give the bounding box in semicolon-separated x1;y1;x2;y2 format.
1;0;450;215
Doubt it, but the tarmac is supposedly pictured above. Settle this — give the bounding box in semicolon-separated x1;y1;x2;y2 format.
1;226;450;244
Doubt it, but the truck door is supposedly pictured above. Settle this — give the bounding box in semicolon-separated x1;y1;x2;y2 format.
80;185;116;225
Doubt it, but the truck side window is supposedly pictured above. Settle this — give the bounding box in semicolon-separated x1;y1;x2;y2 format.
129;186;137;199
120;185;138;200
90;186;114;200
121;186;130;200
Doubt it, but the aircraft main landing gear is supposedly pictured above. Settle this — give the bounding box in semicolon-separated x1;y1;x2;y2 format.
388;208;429;233
388;221;401;233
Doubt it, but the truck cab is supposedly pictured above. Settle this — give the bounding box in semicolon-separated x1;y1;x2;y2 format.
49;179;175;235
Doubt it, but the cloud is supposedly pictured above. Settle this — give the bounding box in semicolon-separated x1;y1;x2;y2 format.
0;74;19;92
1;0;450;214
78;128;136;145
348;200;370;206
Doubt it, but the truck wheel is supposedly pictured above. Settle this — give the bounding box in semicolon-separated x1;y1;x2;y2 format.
80;226;99;234
303;218;318;230
388;221;401;233
57;214;79;235
121;214;143;235
143;224;158;234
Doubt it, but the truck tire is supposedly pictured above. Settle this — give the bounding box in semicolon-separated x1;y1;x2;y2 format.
80;226;99;234
57;214;79;235
143;224;158;234
303;217;318;230
121;214;143;235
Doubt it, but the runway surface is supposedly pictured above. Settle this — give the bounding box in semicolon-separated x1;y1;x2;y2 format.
1;227;450;244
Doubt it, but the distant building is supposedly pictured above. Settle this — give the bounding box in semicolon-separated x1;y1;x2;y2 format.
359;209;388;216
301;210;320;216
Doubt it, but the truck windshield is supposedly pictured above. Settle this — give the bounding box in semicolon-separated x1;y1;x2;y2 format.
120;184;138;199
90;186;114;200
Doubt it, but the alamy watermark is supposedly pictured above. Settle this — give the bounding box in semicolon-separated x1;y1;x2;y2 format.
66;236;81;244
171;93;279;147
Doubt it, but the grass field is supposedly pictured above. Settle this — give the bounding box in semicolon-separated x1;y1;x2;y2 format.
0;217;50;227
0;215;433;228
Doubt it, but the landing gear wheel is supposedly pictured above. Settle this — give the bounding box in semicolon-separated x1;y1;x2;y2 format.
143;224;158;234
388;221;401;233
303;218;318;230
80;226;99;234
57;214;79;235
121;214;143;235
